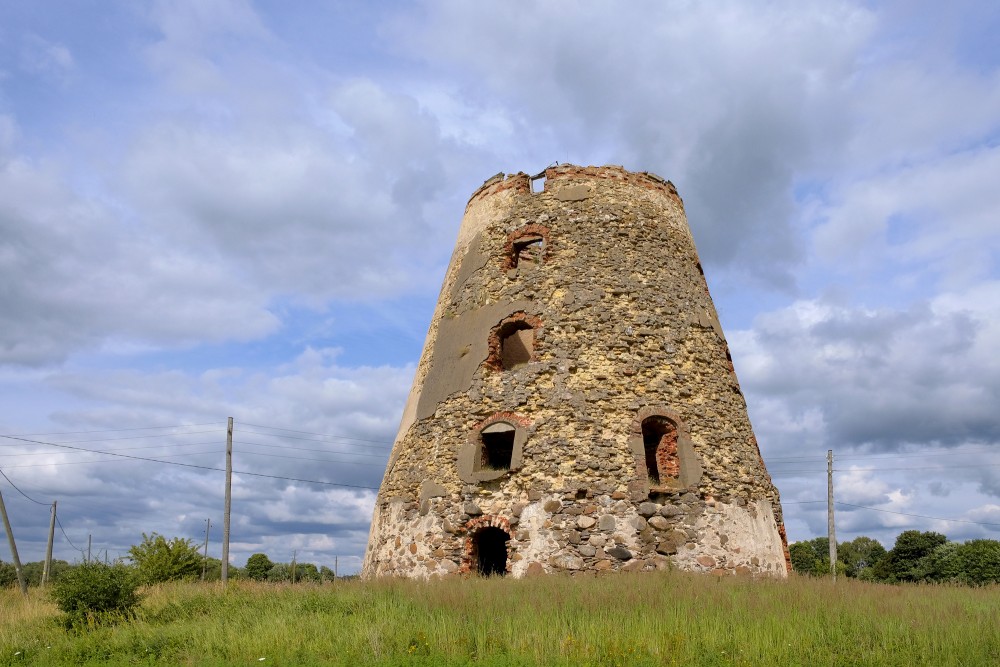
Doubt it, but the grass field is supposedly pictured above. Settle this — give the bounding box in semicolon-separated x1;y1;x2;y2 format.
1;571;997;666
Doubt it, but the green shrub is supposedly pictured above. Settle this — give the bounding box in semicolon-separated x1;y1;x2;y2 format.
49;562;141;627
127;532;203;585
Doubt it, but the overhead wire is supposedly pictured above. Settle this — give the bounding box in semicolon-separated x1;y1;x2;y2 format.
0;434;377;490
0;467;50;505
54;514;86;555
0;441;222;458
835;502;1000;528
234;438;389;459
0;422;226;436
237;422;393;447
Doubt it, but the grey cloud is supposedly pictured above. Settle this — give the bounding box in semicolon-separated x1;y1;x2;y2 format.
738;297;1000;451
391;0;873;283
4;350;409;571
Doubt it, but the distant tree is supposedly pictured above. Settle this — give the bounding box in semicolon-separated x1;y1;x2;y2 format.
789;537;836;576
839;537;887;579
266;563;291;582
911;542;960;583
874;530;948;583
244;553;274;581
0;560;15;588
127;533;203;585
953;539;1000;586
319;565;336;582
296;562;321;583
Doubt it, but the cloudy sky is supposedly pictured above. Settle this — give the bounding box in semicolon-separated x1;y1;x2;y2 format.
1;0;998;574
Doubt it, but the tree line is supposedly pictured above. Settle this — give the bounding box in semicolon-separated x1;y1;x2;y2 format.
1;532;346;588
790;531;1000;585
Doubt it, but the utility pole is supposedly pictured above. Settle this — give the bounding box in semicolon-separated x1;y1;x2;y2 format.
334;555;338;581
87;534;92;564
42;500;57;585
827;449;837;583
201;518;211;581
0;487;27;596
291;550;297;584
221;416;233;587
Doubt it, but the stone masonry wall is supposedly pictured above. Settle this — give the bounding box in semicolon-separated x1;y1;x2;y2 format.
362;165;789;578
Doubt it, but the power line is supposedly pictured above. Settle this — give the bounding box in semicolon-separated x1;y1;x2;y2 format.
54;514;86;555
835;502;1000;528
834;463;1000;472
237;423;393;447
0;441;221;458
236;450;384;467
0;434;377;490
0;468;50;506
235;438;389;459
0;422;225;437
768;444;1000;463
1;451;222;469
0;429;222;446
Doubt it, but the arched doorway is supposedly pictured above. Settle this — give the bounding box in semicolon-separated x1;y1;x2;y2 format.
473;527;509;576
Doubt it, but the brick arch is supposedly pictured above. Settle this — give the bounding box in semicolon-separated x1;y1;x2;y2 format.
460;515;513;574
628;406;702;490
502;224;551;270
485;312;543;372
472;411;532;432
631;406;688;437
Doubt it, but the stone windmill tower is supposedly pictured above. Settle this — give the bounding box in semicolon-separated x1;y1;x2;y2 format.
363;165;789;578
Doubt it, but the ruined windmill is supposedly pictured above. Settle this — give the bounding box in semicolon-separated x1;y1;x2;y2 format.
363;165;790;578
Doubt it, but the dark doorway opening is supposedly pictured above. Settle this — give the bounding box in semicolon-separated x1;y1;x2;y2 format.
474;527;510;576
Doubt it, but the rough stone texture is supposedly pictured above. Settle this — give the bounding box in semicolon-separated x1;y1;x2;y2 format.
362;165;790;579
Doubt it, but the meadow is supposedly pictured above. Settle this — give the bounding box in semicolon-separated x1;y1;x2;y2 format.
1;571;997;666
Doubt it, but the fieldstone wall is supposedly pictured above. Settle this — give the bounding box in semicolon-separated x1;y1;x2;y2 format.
363;165;790;578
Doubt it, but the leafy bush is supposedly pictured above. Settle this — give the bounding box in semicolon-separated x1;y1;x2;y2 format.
49;562;141;626
127;532;203;585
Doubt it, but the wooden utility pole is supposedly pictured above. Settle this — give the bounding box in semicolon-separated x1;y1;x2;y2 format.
87;534;92;563
201;518;211;581
221;417;233;587
42;500;57;585
291;550;297;583
827;449;837;582
0;487;27;596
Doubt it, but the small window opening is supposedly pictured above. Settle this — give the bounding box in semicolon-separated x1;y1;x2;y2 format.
642;416;679;485
499;322;534;369
512;235;544;268
474;527;509;576
530;175;546;193
479;422;515;470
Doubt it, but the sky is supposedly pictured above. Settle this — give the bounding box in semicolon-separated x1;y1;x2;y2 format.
1;0;998;575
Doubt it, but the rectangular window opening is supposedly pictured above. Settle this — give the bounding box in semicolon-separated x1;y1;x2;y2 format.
481;430;515;470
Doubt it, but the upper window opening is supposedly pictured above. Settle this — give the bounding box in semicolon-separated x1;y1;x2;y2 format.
530;175;546;193
512;235;544;268
642;416;679;485
499;322;533;370
479;422;515;471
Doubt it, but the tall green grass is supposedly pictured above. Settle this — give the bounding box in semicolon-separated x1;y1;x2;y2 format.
1;571;997;666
